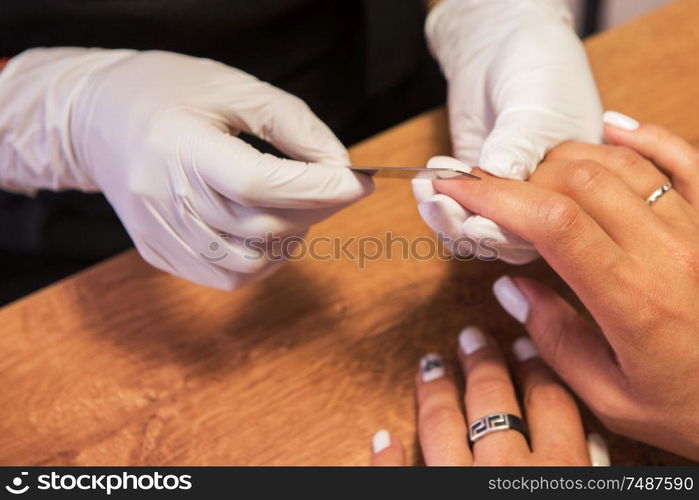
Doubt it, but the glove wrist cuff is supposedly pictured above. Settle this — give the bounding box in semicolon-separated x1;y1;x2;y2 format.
0;48;135;192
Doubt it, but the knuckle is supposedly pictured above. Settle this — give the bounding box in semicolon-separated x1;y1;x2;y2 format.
565;160;604;193
419;404;463;430
525;380;573;409
608;146;643;171
543;140;582;161
537;195;582;237
274;91;309;115
467;374;513;403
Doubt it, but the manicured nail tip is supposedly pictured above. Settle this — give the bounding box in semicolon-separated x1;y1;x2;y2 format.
427;156;472;172
513;337;539;362
458;326;487;355
372;429;391;454
587;433;611;466
420;353;446;383
603;110;639;131
493;276;530;324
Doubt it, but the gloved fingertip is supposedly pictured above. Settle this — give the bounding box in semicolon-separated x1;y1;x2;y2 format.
417;193;470;238
478;126;543;180
411;174;437;202
325;168;375;203
320;181;375;207
480;155;535;180
355;170;377;197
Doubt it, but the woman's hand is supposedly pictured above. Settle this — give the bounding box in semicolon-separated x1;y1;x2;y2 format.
431;113;699;460
370;326;606;466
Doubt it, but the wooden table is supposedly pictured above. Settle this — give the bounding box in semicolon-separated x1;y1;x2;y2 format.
2;0;699;466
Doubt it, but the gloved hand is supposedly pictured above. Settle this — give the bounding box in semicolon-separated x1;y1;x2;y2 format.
414;0;603;264
0;48;373;290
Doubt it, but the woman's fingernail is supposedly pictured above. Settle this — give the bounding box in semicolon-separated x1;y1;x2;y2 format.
427;155;472;172
587;433;611;466
513;337;539;362
603;110;639;131
420;353;446;383
372;429;391;454
458;326;487;355
493;276;530;324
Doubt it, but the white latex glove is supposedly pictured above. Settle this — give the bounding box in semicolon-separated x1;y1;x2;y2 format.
414;0;603;264
0;48;373;290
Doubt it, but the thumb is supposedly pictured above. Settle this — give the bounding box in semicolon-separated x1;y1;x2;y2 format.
479;109;603;180
479;109;557;180
492;275;625;406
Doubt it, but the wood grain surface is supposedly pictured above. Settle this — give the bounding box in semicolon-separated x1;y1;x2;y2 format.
2;0;699;466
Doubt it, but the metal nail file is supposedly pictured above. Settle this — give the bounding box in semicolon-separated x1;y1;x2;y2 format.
348;166;481;180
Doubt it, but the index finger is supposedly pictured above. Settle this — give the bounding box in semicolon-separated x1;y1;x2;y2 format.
433;170;627;304
195;120;374;209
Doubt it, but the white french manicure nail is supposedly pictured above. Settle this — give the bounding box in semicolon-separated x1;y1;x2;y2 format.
420;353;446;383
603;110;639;131
587;433;611;466
493;276;530;324
458;326;487;355
427;155;472;172
372;429;391;454
513;337;539;362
